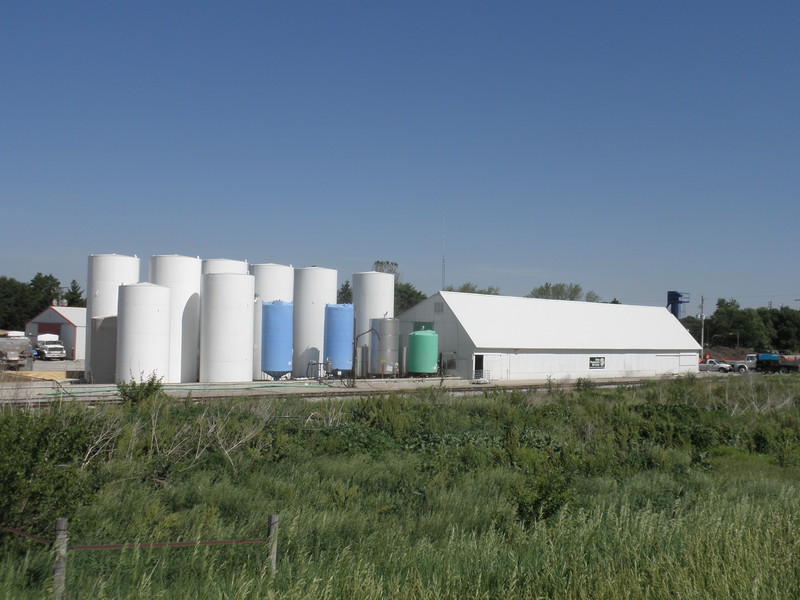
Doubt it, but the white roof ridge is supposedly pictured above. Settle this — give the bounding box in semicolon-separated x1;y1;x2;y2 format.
435;291;700;352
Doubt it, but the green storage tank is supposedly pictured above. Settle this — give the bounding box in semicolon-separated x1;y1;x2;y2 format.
407;330;438;374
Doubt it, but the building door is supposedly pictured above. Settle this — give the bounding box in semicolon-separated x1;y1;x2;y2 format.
474;354;484;379
38;323;61;336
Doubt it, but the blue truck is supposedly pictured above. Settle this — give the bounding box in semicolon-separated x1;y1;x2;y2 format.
755;352;800;374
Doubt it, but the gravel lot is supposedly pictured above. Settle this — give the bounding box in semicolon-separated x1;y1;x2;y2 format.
31;359;84;372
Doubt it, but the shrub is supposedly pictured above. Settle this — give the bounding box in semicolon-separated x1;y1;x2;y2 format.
331;480;360;507
339;424;397;455
774;429;800;467
0;406;100;534
510;468;573;526
116;373;164;405
349;396;415;438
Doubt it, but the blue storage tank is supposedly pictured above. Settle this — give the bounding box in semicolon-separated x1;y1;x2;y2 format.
262;301;293;378
323;303;354;373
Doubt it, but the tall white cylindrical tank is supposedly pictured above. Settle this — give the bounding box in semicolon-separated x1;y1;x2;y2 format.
250;263;294;379
149;255;202;383
200;272;255;383
90;315;117;384
292;266;337;378
251;263;295;302
116;283;171;383
202;258;249;275
85;254;140;382
352;271;395;377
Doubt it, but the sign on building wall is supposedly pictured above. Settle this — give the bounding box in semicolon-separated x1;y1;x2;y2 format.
589;357;605;369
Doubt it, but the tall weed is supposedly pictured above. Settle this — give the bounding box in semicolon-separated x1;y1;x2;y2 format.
2;376;800;598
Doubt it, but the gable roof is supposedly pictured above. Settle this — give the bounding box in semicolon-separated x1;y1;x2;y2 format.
29;306;87;327
438;291;700;351
53;306;87;327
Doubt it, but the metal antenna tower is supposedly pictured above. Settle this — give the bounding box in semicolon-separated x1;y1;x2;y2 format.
441;215;446;290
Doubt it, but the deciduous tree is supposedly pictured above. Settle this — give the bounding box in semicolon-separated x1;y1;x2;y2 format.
28;273;61;315
443;282;500;295
0;276;30;330
708;298;774;350
395;281;427;314
372;261;400;281
526;282;598;302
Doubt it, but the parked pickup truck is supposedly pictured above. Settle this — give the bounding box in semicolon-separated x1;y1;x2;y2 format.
699;359;733;373
36;340;66;360
729;354;758;373
755;352;800;374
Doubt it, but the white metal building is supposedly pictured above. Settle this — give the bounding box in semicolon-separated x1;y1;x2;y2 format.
25;306;87;360
398;292;701;381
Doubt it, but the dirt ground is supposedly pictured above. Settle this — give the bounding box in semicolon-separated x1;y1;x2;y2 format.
705;346;750;360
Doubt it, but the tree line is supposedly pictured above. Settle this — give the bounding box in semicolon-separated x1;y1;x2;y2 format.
681;298;800;353
14;267;790;355
338;262;616;314
342;264;800;353
0;275;85;331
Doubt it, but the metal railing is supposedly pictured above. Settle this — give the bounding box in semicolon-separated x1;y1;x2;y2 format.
472;369;491;383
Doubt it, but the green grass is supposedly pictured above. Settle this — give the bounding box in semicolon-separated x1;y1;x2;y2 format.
1;375;799;598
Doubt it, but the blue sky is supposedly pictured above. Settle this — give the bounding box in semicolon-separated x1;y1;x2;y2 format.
2;1;798;314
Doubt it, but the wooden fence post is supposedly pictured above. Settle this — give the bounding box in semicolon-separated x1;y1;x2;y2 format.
267;514;279;574
53;517;68;600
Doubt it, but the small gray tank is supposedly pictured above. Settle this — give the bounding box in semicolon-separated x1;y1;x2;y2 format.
369;318;399;376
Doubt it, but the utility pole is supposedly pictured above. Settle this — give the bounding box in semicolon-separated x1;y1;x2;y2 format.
699;296;705;355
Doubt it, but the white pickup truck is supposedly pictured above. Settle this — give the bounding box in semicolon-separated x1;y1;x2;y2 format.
728;354;758;373
36;340;66;360
699;359;733;373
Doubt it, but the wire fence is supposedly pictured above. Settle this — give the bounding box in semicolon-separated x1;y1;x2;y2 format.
69;537;270;551
1;514;280;599
1;525;51;546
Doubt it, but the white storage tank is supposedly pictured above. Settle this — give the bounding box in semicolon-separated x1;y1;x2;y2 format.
86;254;140;382
202;258;249;275
116;283;171;383
251;263;295;302
149;255;202;383
90;315;117;384
292;266;337;378
200;272;255;383
250;263;294;380
353;271;395;377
